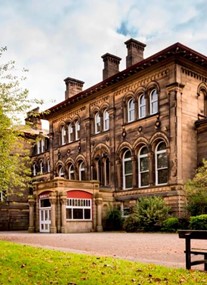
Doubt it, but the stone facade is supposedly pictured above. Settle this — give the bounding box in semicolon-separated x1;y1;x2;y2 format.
28;39;207;233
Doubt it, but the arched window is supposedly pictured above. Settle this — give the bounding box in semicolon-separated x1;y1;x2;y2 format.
68;123;74;143
139;94;146;119
150;89;158;115
155;141;168;185
37;140;41;154
41;138;45;153
94;112;101;134
123;150;132;190
61;126;67;145
103;109;109;131
75;121;80;140
32;163;37;176
138;146;149;187
93;154;110;186
58;166;64;177
39;160;44;174
127;98;135;122
68;164;75;180
79;161;85;181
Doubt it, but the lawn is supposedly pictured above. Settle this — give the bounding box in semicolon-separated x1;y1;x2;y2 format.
0;241;206;285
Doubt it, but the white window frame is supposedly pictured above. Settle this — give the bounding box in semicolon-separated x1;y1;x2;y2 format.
123;150;133;190
127;98;135;122
0;191;5;202
139;94;146;119
33;163;37;176
61;126;67;145
58;166;64;177
68;123;73;143
37;140;41;154
138;146;149;188
66;198;92;220
41;138;45;153
155;141;168;186
68;164;75;180
39;160;44;174
150;89;158;115
95;112;101;134
75;121;80;140
79;162;85;181
103;109;109;131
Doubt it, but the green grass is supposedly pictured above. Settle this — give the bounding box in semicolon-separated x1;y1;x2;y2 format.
0;241;207;285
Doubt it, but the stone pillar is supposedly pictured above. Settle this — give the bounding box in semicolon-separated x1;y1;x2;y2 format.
28;198;35;233
60;194;67;233
116;159;121;190
49;193;57;233
132;154;137;188
95;196;103;232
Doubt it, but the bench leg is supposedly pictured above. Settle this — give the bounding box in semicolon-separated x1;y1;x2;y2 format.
185;238;191;270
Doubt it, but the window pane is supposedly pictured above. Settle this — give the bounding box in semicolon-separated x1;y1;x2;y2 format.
158;169;168;184
66;209;72;219
125;175;132;188
125;160;132;174
141;172;149;186
73;209;83;219
140;157;149;171
157;153;167;169
84;209;91;219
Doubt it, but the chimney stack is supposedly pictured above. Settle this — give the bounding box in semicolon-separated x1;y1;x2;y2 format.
101;53;121;80
64;77;84;100
125;39;146;68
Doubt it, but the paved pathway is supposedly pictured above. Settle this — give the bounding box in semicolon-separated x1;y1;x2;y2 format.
0;231;206;269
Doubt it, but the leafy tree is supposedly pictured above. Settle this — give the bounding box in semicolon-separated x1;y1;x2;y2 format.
0;47;41;199
185;159;207;215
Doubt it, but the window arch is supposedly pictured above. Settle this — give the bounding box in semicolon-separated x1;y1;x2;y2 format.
123;149;132;190
58;165;64;177
138;146;149;187
103;109;109;131
150;89;158;115
68;164;75;180
61;126;67;145
127;98;135;122
155;141;168;185
78;161;85;181
139;93;146;119
94;112;101;134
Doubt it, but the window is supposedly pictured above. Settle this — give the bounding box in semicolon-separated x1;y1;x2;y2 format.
37;140;41;154
58;166;64;177
68;164;75;180
68;123;74;143
127;98;135;122
103;109;109;131
39;160;44;174
0;191;6;202
66;198;92;220
150;89;158;115
138;146;149;187
139;94;146;118
75;121;80;140
47;159;50;173
32;163;37;176
41;139;45;153
61;126;67;145
155;141;168;185
123;150;132;190
79;162;85;181
94;112;101;134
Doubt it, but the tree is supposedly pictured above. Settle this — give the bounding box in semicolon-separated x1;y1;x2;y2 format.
0;47;41;198
185;159;207;216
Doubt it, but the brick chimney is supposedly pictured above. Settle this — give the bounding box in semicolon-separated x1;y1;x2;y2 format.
125;39;146;68
64;77;84;99
101;53;121;80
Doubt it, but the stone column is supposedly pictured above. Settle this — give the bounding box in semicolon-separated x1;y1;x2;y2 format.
116;159;121;190
49;193;57;233
28;198;35;233
132;154;137;188
60;194;67;233
95;196;103;232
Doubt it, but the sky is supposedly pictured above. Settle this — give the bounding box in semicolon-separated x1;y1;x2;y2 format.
1;0;207;126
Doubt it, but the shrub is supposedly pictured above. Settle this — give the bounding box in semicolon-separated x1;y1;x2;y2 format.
190;214;207;230
103;207;123;231
124;196;170;232
162;217;179;232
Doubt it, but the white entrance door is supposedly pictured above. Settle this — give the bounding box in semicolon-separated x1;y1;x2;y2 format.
40;208;51;233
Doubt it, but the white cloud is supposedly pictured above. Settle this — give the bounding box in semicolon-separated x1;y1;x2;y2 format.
1;0;207;120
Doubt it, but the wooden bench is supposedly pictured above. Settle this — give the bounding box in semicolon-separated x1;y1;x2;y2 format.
178;230;207;270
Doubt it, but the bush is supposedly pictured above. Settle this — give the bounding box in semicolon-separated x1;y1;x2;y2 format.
162;217;179;232
190;214;207;230
124;196;170;232
103;207;123;231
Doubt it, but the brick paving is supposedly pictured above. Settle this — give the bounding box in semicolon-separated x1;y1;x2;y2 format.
0;231;206;269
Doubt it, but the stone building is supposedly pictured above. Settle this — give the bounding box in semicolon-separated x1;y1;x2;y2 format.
28;38;207;233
